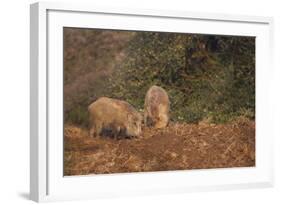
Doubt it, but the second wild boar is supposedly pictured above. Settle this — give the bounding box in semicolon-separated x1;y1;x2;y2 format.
88;97;142;138
144;85;170;128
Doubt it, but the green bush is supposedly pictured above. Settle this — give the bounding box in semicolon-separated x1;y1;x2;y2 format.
66;106;88;127
64;29;255;125
106;32;255;124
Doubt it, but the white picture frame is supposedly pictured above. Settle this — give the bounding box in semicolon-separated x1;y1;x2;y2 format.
30;1;274;202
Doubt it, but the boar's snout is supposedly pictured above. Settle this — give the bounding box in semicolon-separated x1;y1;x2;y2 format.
126;113;142;137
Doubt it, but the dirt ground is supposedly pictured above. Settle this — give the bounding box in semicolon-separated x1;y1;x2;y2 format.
64;117;255;176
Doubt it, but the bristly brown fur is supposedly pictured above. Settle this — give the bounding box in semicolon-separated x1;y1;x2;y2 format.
144;85;170;128
88;97;142;138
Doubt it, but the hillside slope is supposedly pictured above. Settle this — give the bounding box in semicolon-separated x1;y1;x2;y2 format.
64;118;255;175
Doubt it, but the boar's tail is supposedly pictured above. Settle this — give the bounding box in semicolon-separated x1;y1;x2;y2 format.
88;104;92;112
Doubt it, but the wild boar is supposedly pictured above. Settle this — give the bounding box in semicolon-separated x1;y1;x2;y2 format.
88;97;142;138
144;85;170;128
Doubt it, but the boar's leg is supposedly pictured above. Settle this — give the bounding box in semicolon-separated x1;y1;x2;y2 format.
89;127;96;138
94;122;103;138
146;116;154;127
144;111;148;126
144;109;154;127
113;126;121;140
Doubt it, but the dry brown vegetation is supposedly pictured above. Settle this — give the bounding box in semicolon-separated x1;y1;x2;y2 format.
64;117;255;176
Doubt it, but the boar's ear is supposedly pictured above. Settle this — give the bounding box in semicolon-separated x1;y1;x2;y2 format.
127;113;132;121
127;113;138;122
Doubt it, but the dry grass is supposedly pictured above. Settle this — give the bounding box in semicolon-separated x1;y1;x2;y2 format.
64;117;255;176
